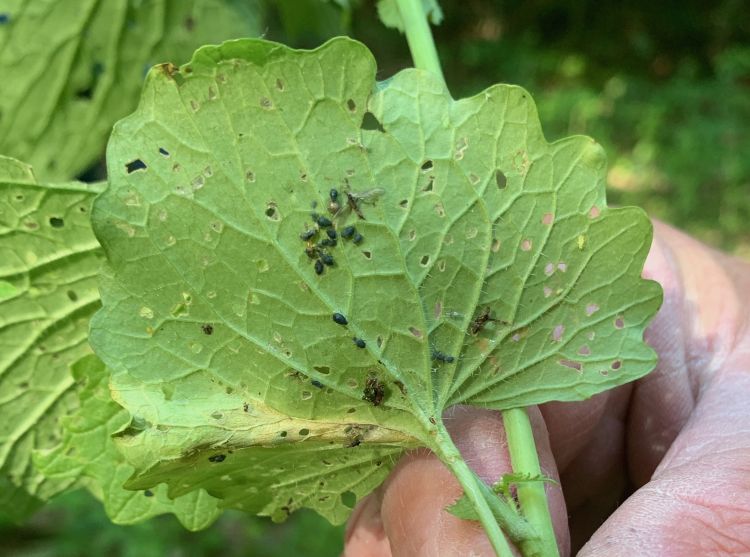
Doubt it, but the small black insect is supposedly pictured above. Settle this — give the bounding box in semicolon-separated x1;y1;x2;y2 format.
362;375;385;406
326;229;337;240
300;229;317;241
321;254;335;266
317;215;333;228
329;188;339;202
314;260;324;275
341;225;356;239
352;232;364;245
346;437;362;448
353;337;366;349
432;349;455;363
310;211;320;221
305;246;319;259
208;454;226;463
332;312;348;325
201;323;214;335
144;489;154;497
311;379;324;389
319;238;336;247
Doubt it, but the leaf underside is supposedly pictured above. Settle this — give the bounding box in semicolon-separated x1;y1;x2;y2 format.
0;156;103;520
0;0;261;181
89;38;661;524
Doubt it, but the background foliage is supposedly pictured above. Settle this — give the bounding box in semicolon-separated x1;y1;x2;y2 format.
1;0;747;556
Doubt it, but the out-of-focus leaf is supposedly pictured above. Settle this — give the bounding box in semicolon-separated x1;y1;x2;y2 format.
376;0;443;31
0;0;262;182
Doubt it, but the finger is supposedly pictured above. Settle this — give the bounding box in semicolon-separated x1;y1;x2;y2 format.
580;368;750;556
343;487;391;557
344;406;570;557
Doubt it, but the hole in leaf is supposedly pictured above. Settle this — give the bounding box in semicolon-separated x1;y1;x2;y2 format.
276;78;284;91
313;366;330;375
49;217;64;228
301;391;312;400
399;199;408;208
299;428;310;436
341;491;357;509
408;229;417;241
376;336;383;348
279;431;287;437
346;98;356;112
158;147;169;157
347;407;356;413
265;204;279;220
125;159;147;173
67;290;78;302
361;112;384;132
495;170;507;189
421;160;433;172
246;170;255;183
362;250;372;260
422;177;434;192
420;255;430;266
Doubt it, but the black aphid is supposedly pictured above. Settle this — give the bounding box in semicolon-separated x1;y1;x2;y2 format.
321;254;335;266
332;312;348;325
346;437;362;448
362;376;385;406
305;246;319;259
317;215;333;228
201;323;214;335
353;337;366;349
208;454;226;463
300;229;317;241
330;188;339;202
341;225;356;239
319;238;336;247
352;232;364;245
326;229;337;240
311;379;324;389
314;260;325;275
432;350;455;363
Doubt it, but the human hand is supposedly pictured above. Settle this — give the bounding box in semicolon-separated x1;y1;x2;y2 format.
343;220;750;556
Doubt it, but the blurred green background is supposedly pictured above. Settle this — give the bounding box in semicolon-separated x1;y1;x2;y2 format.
2;1;748;556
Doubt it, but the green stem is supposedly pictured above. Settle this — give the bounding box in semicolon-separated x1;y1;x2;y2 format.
432;424;516;557
394;0;445;84
502;408;560;557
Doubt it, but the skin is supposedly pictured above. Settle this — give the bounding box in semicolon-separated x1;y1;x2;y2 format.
343;220;750;556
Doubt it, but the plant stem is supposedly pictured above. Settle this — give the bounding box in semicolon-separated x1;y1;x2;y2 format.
394;0;445;84
502;408;560;557
432;424;516;557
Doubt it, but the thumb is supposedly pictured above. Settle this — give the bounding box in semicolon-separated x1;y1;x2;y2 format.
344;406;570;557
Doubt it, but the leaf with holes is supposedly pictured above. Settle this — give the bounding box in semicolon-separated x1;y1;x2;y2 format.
34;354;221;530
0;156;104;521
89;38;661;524
0;0;261;181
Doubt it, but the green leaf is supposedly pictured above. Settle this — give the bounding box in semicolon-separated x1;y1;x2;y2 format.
0;0;262;181
376;0;443;31
34;355;221;530
0;157;104;521
89;37;660;524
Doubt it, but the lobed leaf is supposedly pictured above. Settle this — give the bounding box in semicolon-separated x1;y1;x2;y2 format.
0;0;261;181
89;38;661;524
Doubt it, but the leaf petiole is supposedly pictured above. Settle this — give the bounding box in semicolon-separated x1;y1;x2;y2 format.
393;0;445;84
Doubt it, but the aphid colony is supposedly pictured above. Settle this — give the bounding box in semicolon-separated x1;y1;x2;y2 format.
299;188;366;276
